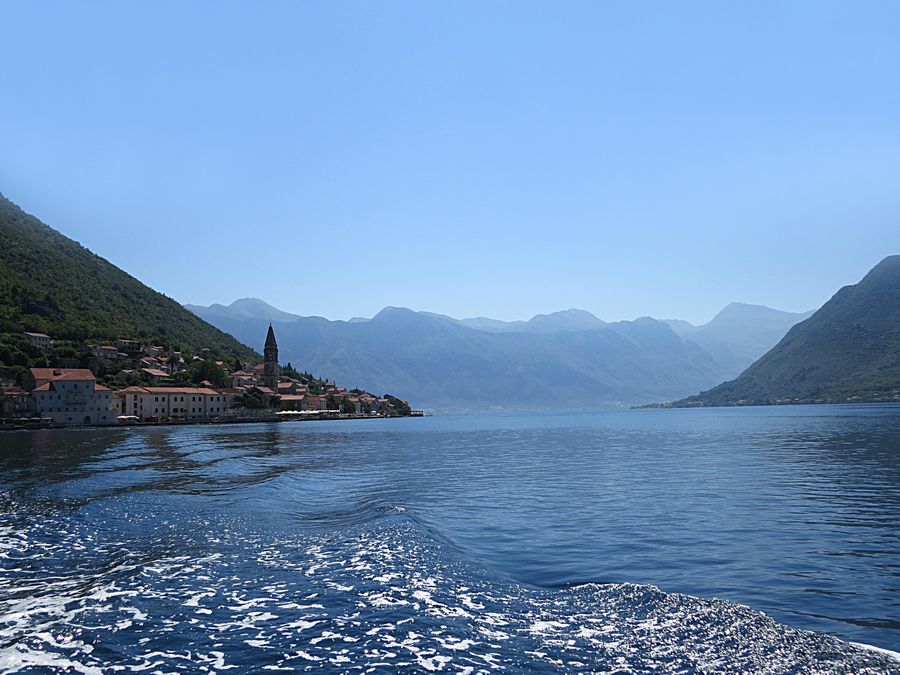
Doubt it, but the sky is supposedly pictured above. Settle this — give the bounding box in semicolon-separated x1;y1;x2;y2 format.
1;2;899;325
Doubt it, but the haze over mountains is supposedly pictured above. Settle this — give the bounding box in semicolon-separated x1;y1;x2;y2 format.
424;309;609;334
663;304;814;377
186;299;812;410
677;256;900;407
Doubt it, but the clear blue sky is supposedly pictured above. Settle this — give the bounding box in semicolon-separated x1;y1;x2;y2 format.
2;2;899;324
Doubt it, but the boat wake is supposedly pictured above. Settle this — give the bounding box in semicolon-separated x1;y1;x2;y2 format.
1;500;897;673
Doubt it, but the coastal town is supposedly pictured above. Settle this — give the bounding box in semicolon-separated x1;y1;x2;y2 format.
0;325;416;428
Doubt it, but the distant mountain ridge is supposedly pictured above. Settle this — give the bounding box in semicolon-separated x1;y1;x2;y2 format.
448;309;607;333
674;256;900;406
184;298;302;324
187;304;723;409
663;303;814;376
186;298;811;410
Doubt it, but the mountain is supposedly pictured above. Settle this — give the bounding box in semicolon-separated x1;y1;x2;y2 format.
664;303;814;378
675;256;900;406
187;302;729;410
452;309;607;333
0;193;256;360
184;298;300;324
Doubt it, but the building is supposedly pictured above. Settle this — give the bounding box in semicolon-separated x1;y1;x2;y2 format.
23;332;51;349
140;368;171;384
304;394;326;411
27;368;115;425
278;381;306;395
262;324;280;392
253;385;276;398
114;386;231;420
1;387;35;419
231;370;256;388
90;344;121;361
115;339;140;353
278;394;306;410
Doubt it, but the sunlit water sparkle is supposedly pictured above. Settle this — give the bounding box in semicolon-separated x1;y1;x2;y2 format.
1;406;899;672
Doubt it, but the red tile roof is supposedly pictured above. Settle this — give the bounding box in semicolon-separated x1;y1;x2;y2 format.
29;368;95;382
31;380;111;393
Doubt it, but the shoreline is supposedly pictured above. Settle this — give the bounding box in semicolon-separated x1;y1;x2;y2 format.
0;412;423;433
635;398;900;410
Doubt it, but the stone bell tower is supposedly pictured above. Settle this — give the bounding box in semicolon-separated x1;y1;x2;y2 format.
263;323;280;392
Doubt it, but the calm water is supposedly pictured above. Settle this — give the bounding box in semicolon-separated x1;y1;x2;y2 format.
1;406;899;672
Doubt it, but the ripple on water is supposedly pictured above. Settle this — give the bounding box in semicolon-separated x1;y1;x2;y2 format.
0;502;898;674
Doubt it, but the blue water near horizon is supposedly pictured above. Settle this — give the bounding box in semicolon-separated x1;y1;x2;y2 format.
1;405;899;672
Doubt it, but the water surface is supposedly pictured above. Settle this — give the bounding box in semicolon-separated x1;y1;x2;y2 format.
1;406;899;672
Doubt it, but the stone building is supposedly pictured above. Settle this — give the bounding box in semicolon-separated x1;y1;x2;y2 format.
27;368;115;425
114;386;230;420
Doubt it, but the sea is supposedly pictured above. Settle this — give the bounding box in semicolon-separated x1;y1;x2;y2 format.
1;405;899;673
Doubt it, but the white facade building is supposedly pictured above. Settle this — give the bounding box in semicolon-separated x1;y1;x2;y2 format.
23;332;51;349
114;386;231;420
27;368;115;425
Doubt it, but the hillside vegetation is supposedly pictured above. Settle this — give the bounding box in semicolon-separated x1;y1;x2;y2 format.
675;256;900;406
0;193;256;361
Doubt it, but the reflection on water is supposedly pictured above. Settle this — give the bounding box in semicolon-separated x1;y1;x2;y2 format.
1;405;899;672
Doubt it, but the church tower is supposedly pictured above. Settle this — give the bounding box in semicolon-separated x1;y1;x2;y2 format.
263;324;280;392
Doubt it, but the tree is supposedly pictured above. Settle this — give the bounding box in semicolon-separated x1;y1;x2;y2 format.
186;359;232;388
383;394;411;416
236;389;267;409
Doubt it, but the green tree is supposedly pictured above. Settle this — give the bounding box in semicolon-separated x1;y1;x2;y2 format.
186;359;232;388
236;389;267;409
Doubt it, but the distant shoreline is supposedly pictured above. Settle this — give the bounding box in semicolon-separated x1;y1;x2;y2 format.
635;398;900;410
0;413;422;433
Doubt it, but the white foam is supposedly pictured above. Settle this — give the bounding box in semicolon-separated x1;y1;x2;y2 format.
0;646;103;675
851;641;900;662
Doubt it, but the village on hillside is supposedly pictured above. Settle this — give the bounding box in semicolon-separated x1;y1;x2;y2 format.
0;325;415;427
